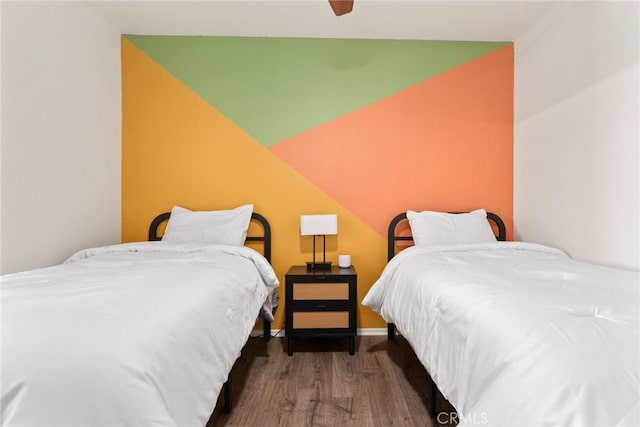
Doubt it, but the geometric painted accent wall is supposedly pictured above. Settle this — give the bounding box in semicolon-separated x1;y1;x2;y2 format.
121;36;513;330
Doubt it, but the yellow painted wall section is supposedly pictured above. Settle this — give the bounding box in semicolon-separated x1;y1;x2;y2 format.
122;39;389;330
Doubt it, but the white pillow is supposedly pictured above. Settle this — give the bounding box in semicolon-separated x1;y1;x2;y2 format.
406;209;496;246
162;204;254;246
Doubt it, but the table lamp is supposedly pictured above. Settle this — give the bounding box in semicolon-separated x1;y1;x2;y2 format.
300;214;337;271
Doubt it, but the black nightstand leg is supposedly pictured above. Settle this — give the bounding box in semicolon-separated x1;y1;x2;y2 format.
349;336;355;355
287;336;294;356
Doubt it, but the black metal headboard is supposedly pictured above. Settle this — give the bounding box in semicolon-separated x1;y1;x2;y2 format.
148;212;272;263
387;211;506;261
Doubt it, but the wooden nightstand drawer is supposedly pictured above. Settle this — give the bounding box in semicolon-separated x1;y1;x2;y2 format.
292;283;349;300
293;311;349;329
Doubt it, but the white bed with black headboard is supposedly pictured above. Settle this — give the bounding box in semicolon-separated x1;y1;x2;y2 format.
1;205;279;426
363;209;639;426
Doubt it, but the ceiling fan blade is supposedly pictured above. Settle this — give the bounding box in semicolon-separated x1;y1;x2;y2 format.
329;0;354;16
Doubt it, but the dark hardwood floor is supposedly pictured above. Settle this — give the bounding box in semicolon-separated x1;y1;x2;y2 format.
207;335;457;426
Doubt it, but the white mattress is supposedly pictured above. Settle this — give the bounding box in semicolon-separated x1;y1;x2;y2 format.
363;242;639;426
1;242;279;427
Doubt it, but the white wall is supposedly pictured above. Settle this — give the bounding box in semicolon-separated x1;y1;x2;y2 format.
514;1;639;270
1;1;122;274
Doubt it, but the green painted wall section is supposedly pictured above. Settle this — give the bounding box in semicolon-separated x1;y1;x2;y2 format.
125;35;509;147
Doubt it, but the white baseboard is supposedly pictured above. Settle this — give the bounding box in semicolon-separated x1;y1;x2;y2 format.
249;328;285;338
250;328;389;338
357;328;388;336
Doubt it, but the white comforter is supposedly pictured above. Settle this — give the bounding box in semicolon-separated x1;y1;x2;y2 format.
363;242;639;426
1;242;279;427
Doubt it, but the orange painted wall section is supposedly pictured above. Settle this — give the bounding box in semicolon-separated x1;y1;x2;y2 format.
122;37;514;331
270;45;513;239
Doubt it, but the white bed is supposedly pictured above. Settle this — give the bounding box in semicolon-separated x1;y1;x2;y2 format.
1;208;279;426
363;211;639;426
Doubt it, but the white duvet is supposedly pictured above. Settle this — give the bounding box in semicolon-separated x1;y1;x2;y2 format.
1;242;279;427
363;242;639;426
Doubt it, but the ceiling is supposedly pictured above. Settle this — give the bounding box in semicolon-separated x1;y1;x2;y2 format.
86;0;561;42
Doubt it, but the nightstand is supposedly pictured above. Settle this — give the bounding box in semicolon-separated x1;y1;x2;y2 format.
285;265;357;356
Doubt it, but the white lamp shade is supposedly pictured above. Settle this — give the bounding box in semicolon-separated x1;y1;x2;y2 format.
300;214;338;236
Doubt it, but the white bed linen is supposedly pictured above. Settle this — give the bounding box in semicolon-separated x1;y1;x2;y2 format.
1;242;279;427
363;242;639;426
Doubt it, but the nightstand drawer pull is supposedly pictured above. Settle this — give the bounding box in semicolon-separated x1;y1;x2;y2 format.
293;312;349;329
293;283;349;300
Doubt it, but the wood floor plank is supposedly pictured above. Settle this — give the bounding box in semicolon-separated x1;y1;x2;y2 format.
366;353;417;426
385;339;435;425
332;349;357;398
208;336;441;427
